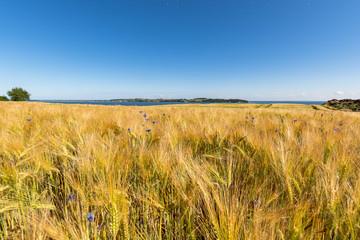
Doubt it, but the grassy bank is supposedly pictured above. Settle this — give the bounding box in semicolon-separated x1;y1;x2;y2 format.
1;102;360;239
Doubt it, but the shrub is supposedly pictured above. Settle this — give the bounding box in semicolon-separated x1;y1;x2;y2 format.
0;96;9;101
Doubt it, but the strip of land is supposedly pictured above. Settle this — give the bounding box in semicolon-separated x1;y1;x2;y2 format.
324;99;360;111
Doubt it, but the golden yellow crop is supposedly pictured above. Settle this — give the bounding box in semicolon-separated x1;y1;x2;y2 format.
1;102;360;239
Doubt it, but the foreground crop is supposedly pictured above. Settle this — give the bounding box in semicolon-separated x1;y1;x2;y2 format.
1;102;360;239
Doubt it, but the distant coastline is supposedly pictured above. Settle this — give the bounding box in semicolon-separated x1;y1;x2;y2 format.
110;98;249;103
29;99;327;106
31;98;249;103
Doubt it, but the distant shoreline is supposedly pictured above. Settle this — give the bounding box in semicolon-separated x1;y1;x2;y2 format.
29;100;326;106
31;98;249;103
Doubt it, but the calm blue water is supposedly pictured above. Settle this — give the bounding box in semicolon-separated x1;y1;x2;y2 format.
32;100;326;106
250;101;325;105
32;101;210;106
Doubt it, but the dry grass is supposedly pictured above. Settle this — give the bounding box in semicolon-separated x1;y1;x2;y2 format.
1;102;360;239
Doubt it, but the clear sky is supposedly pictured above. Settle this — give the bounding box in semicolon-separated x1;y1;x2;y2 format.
0;0;359;100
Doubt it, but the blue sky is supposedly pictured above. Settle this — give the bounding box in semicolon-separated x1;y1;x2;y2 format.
0;0;359;100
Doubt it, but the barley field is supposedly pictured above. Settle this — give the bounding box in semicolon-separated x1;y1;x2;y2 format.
1;102;360;239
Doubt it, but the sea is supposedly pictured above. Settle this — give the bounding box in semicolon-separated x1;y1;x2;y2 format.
31;100;326;106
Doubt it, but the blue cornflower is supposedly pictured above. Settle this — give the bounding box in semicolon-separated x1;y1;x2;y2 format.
145;129;151;132
321;113;323;117
66;194;75;202
139;220;143;225
293;120;297;123
251;117;255;120
163;113;165;116
140;111;143;113
87;212;94;223
143;114;147;118
340;123;343;126
128;128;130;131
275;130;278;132
27;119;31;121
334;128;339;131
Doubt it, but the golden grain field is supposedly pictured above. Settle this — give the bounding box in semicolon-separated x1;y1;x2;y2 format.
1;102;360;239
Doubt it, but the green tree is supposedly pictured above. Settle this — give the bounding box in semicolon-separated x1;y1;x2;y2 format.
7;87;31;101
0;96;9;101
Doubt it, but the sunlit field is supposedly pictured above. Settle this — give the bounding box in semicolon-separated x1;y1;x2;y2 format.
1;102;360;239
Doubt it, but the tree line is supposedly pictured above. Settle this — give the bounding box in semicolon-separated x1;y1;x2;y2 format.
0;88;31;101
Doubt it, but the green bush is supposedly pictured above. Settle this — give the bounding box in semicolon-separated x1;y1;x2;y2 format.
349;103;357;109
0;96;9;101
